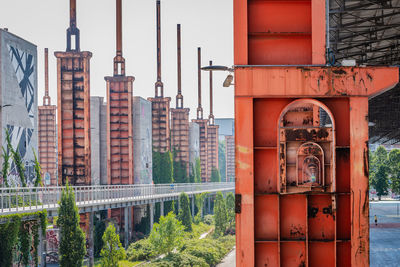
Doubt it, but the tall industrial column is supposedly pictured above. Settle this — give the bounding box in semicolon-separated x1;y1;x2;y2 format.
192;48;209;182
54;0;92;234
38;48;57;186
206;61;219;181
170;24;190;177
233;0;399;266
105;0;134;244
148;0;171;153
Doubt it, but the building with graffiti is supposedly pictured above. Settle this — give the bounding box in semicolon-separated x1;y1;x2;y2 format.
0;29;38;186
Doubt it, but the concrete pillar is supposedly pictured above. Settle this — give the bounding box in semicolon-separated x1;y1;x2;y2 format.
129;207;133;241
160;201;164;217
124;207;129;248
208;197;211;214
149;203;154;231
178;197;181;211
191;197;195;218
88;212;94;267
39;225;45;267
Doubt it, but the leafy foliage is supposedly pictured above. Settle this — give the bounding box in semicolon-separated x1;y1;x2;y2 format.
1;146;10;187
178;193;192;231
149;252;208;267
100;223;126;267
219;141;226;181
94;214;107;257
58;183;86;267
194;192;207;223
173;149;188;183
389;149;400;194
195;158;201;183
203;214;214;225
33;149;42;186
370;146;390;199
149;212;184;255
127;237;156;261
7;132;26;187
214;192;227;236
225;192;235;229
153;151;174;184
211;167;221;182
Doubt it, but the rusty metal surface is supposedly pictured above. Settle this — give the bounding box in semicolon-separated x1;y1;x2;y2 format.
154;0;163;98
233;0;399;266
192;119;208;182
196;47;204;119
207;124;219;181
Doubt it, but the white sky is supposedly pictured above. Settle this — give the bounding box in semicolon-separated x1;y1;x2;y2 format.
0;0;234;119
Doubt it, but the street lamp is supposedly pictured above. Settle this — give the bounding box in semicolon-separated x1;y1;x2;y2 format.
201;65;234;87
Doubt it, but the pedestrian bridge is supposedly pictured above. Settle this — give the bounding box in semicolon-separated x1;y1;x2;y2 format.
0;182;234;219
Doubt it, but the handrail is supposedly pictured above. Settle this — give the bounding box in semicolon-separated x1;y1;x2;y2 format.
0;182;234;214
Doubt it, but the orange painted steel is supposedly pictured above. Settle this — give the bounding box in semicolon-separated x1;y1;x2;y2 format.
234;0;399;266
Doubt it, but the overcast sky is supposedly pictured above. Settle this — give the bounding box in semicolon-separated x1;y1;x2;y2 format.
0;0;233;119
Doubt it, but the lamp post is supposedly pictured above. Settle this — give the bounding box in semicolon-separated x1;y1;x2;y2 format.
200;65;234;87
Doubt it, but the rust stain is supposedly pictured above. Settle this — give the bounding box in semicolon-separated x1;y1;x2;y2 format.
238;161;251;170
285;128;330;141
237;145;251;154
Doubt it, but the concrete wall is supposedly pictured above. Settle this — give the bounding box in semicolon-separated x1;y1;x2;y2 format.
132;96;152;184
90;96;107;185
189;122;200;175
0;29;38;186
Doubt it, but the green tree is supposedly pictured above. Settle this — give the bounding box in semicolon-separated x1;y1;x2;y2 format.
214;192;227;236
58;183;86;267
1;146;10;187
370;146;390;200
153;151;174;184
33;149;42;186
178;193;192;231
194;192;208;223
100;223;126;267
218;141;226;182
189;162;196;183
211;167;221;183
195;158;201;183
149;212;184;255
389;149;400;194
225;192;235;229
173;160;188;183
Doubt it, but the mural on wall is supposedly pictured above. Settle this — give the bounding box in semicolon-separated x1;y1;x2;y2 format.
4;45;36;186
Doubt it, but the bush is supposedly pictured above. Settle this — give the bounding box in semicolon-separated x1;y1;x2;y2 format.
126;238;155;261
149;252;208;267
100;224;126;267
149;212;184;255
178;193;192;231
214;192;227;237
203;214;214;225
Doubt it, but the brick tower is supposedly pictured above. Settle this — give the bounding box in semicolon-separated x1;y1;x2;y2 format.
206;61;219;181
38;48;57;186
148;0;171;153
105;0;135;237
170;24;190;177
192;48;209;182
55;0;92;186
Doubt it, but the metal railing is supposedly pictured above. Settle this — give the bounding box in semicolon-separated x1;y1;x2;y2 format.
0;182;234;215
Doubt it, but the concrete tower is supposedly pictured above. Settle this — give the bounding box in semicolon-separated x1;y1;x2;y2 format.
148;0;171;153
38;48;57;185
55;0;92;186
170;24;190;177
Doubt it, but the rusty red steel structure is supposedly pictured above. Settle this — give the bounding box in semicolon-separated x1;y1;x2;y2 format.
206;60;219;181
105;0;135;229
234;0;399;266
38;48;57;186
55;0;92;187
148;0;171;153
170;24;190;176
192;47;209;182
55;0;92;232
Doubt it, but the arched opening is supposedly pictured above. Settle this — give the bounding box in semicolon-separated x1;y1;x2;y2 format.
278;99;335;193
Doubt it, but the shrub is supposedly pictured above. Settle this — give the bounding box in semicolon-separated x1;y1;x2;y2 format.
214;192;227;237
211;167;221;182
203;214;214;225
178;193;192;231
149;252;208;267
100;223;126;267
126;238;155;261
58;183;86;267
149;212;184;255
225;192;235;230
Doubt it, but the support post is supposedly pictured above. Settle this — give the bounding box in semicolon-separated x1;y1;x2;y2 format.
88;212;94;267
124;207;129;248
208;197;211;214
39;224;45;267
149;203;154;231
160;201;164;217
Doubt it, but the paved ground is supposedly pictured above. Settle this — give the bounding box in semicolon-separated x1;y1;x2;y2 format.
217;247;236;267
370;201;400;267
